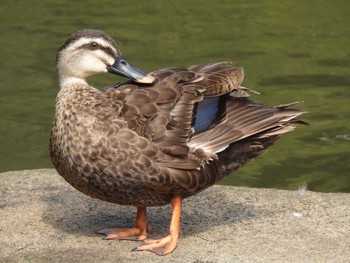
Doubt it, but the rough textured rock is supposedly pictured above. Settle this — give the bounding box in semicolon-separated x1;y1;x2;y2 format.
0;169;349;263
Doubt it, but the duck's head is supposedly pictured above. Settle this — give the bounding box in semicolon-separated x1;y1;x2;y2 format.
56;29;154;86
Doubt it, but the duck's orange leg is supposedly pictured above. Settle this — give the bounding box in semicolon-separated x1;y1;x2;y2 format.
134;195;182;255
97;206;150;241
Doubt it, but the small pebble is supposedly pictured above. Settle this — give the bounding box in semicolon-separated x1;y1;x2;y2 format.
293;212;303;219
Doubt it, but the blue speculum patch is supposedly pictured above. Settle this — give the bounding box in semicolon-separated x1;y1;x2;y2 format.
193;95;227;133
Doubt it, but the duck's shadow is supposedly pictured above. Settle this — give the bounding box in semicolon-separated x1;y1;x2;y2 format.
41;181;269;239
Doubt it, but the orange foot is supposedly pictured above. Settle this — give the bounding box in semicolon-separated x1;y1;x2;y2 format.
133;195;182;256
133;233;178;255
97;227;149;241
97;207;150;241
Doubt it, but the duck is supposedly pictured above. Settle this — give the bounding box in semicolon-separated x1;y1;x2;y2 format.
49;29;306;255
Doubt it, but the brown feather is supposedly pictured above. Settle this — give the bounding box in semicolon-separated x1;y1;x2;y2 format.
51;60;306;207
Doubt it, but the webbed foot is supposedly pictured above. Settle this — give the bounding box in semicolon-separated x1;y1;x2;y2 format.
133;195;182;255
97;207;150;241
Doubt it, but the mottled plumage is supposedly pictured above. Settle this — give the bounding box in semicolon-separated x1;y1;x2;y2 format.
50;30;306;255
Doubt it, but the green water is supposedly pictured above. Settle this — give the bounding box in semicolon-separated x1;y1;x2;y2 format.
0;1;349;192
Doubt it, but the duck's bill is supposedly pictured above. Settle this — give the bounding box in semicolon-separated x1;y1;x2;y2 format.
107;55;154;84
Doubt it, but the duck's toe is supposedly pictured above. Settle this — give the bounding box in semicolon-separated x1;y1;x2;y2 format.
132;195;182;255
133;233;178;255
97;227;148;241
97;207;150;241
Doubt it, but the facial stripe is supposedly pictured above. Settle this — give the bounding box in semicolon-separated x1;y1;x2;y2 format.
63;37;118;56
101;46;116;58
94;49;115;66
79;43;116;58
58;29;119;53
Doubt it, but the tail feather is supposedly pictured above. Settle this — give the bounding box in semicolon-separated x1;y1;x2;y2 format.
216;136;280;178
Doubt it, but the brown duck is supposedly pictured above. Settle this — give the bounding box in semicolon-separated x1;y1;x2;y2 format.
50;29;305;255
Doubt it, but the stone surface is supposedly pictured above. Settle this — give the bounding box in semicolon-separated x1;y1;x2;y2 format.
0;169;349;263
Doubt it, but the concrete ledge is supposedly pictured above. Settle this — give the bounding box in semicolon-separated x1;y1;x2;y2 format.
0;169;349;263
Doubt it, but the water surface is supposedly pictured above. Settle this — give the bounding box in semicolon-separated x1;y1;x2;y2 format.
0;0;349;192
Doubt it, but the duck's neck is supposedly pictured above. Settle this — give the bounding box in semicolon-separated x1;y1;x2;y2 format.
56;76;99;116
59;77;88;89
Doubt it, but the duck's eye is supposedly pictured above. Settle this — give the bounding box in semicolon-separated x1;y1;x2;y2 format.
89;42;99;49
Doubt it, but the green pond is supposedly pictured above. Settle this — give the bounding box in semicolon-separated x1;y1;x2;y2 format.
0;0;349;192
